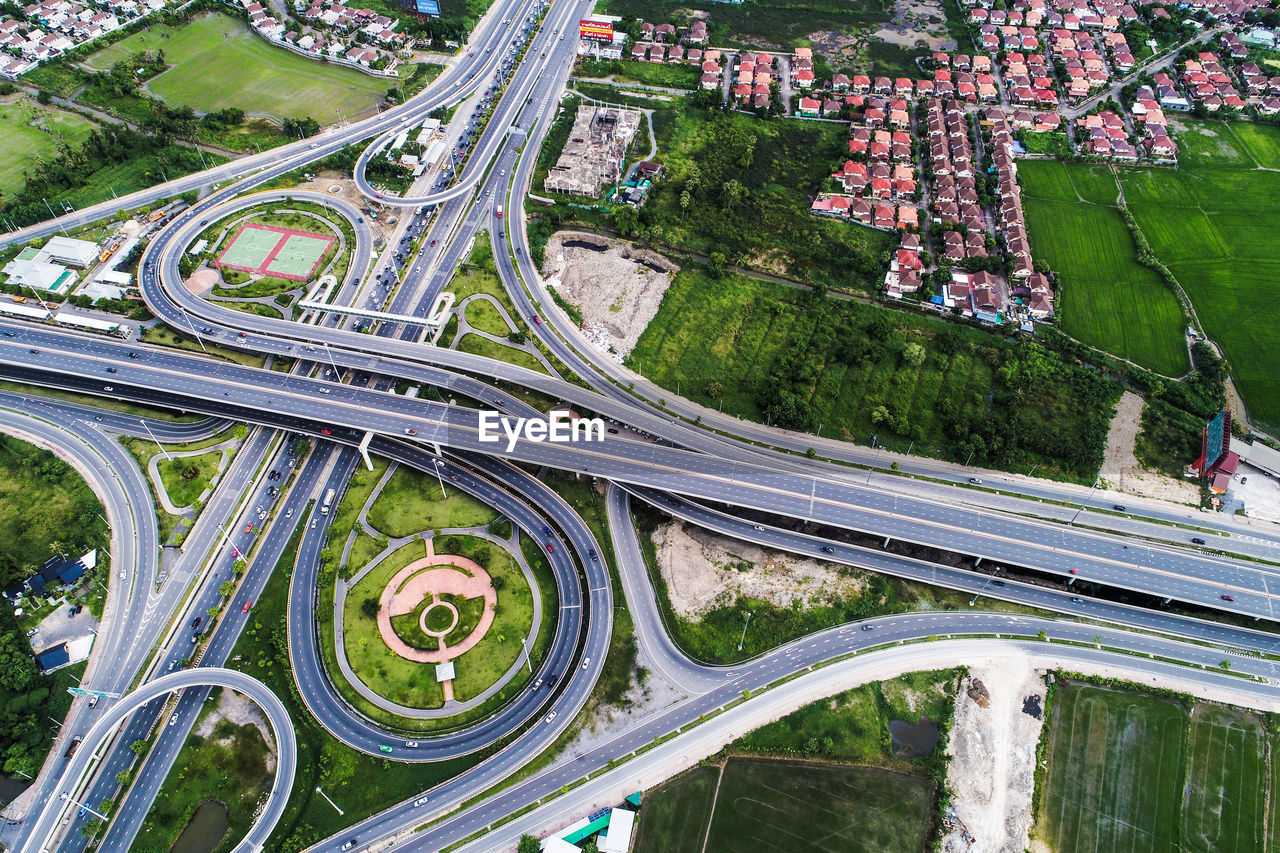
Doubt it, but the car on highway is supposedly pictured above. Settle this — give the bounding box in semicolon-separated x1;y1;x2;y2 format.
544;711;557;724
341;841;357;851
1222;594;1235;601
533;677;543;689
1191;537;1206;545
405;428;418;435
413;796;429;807
168;714;178;727
542;525;553;536
1071;597;1083;603
242;600;254;612
588;549;598;561
379;744;394;753
1113;504;1126;512
581;657;591;669
1069;568;1078;574
532;315;541;324
405;740;418;747
820;546;835;553
752;525;765;531
861;624;873;631
544;543;553;554
968;477;982;484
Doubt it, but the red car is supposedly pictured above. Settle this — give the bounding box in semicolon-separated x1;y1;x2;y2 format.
532;315;541;324
321;428;332;435
545;543;554;554
1221;595;1235;602
1069;568;1078;574
242;600;254;613
244;524;254;534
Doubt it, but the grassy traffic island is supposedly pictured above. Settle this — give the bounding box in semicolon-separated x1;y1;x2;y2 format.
634;669;960;852
340;535;539;714
129;690;275;853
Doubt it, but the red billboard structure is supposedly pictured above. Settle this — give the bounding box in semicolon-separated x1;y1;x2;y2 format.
579;19;614;41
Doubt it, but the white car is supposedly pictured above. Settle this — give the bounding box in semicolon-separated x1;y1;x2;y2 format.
413;796;429;807
545;711;557;724
119;570;126;580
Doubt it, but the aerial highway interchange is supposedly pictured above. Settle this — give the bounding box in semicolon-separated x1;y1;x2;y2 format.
0;0;1278;850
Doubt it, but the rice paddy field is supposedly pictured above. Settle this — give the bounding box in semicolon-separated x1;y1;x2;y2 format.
1035;680;1280;853
1017;160;1188;378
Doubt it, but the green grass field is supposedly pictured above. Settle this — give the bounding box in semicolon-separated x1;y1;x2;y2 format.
1018;160;1188;377
84;12;388;122
637;758;932;853
0;99;97;199
1036;682;1186;851
1117;121;1280;432
365;464;497;538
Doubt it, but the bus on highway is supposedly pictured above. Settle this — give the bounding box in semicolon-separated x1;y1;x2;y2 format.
321;488;335;515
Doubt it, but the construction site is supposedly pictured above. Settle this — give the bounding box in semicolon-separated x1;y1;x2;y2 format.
543;103;642;198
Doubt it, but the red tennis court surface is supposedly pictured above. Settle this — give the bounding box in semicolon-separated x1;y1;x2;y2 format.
214;223;335;282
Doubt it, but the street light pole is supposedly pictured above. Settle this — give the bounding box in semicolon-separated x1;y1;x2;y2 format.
322;341;341;378
520;636;532;672
139;419;173;462
58;792;107;822
315;786;344;815
969;569;1000;607
175;304;209;354
433;458;447;498
737;611;753;651
1070;478;1101;525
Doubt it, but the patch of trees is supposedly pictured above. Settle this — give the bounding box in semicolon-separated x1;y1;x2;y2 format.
0;125;206;228
281;116;320;139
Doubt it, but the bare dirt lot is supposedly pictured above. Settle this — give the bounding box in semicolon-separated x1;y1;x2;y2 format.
1099;391;1199;504
652;519;865;617
942;658;1046;853
540;231;677;360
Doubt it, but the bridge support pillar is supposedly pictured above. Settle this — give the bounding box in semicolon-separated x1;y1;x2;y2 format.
883;536;891;548
974;556;982;567
357;431;374;472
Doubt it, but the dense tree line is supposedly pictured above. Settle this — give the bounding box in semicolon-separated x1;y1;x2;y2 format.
1;124;206;227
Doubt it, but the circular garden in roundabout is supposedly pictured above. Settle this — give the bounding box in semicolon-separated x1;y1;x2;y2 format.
341;533;543;717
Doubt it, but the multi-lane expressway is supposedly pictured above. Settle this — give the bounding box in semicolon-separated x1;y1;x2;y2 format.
2;0;1279;849
2;325;1276;625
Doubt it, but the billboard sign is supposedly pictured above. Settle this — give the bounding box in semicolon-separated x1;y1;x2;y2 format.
415;0;440;16
579;19;614;41
1198;407;1230;474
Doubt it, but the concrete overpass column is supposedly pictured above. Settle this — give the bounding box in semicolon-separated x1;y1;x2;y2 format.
357;431;375;471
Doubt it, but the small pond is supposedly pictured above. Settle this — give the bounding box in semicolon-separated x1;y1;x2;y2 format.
170;799;229;853
889;717;942;757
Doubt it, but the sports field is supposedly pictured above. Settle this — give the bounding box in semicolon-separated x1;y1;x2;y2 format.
83;12;387;122
635;758;931;853
1118;120;1280;432
215;224;333;281
1036;681;1277;853
0;99;97;199
1018;160;1188;377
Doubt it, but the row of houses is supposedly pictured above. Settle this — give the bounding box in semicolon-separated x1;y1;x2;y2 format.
0;0;164;79
245;0;400;70
636;13;708;45
811;195;920;230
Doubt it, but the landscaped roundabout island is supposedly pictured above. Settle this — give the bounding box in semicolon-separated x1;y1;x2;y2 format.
337;532;545;727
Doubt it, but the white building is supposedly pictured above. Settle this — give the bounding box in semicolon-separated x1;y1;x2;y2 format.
42;235;99;267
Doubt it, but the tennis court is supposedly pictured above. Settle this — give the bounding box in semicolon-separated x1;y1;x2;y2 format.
215;223;334;282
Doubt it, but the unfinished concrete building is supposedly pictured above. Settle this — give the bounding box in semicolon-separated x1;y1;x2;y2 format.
543;104;643;198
